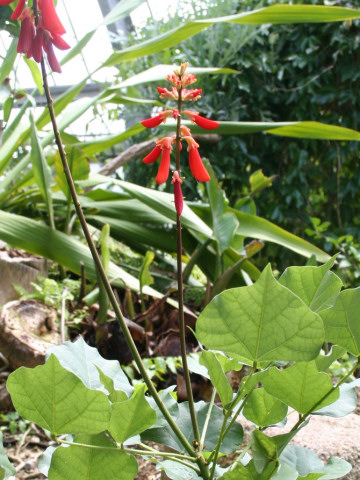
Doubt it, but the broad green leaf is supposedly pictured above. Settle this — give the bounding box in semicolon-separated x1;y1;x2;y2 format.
109;65;239;90
47;337;133;397
109;385;157;443
97;369;128;404
321;288;360;355
139;250;155;290
48;433;138;480
251;430;279;473
146;386;179;429
77;123;143;158
23;57;43;94
243;388;288;428
100;176;213;238
314;379;360;418
279;258;342;312
102;6;360;67
54;147;90;199
0;432;15;479
165;119;360;140
250;170;276;195
7;355;111;435
315;345;346;372
196;265;324;365
219;460;278;480
0;38;17;84
142;401;243;454
231;209;330;263
0;210;163;298
279;445;351;480
262;362;339;414
30;112;54;228
214;212;239;254
199;351;233;406
267;121;360;141
88;215;176;252
157;460;201;480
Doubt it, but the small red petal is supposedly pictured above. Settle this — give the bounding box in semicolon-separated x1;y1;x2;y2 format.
173;181;183;215
45;40;61;72
10;0;25;19
40;0;66;35
141;115;163;128
156;148;171;184
17;17;34;54
32;29;43;62
194;115;219;130
51;33;70;50
143;145;162;164
188;148;210;182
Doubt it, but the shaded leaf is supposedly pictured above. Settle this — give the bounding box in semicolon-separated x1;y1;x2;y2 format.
279;258;342;312
321;287;360;355
243;389;288;428
0;432;15;479
47;337;133;397
262;362;339;414
7;355;111;435
109;385;157;443
196;265;324;365
48;433;138;480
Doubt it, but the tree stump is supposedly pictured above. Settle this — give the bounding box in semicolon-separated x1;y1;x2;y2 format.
0;299;61;369
0;247;47;305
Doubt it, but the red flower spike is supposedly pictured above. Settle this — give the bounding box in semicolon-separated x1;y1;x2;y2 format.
156;148;171;184
40;0;66;35
141;110;173;129
188;147;210;182
10;0;25;20
183;110;219;130
143;145;162;164
171;171;183;215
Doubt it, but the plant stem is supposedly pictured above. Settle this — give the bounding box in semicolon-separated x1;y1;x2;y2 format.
175;86;201;448
37;35;195;463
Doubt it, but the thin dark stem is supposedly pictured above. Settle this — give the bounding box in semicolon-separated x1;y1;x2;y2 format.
175;85;201;447
36;41;195;462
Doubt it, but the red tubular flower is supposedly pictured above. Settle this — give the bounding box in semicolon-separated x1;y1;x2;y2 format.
43;36;61;73
171;171;183;216
156;148;171;184
188;147;210;182
182;89;202;101
40;0;66;35
183;110;219;130
10;0;25;20
143;145;162;164
17;8;34;55
157;86;178;100
141;110;173;128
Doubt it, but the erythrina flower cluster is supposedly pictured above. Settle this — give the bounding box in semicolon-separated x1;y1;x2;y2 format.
0;0;70;73
141;63;219;215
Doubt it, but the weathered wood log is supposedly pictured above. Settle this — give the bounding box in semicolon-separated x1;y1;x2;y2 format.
0;299;61;369
0;248;47;305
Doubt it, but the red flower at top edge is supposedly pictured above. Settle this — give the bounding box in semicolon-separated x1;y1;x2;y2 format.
40;0;66;35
